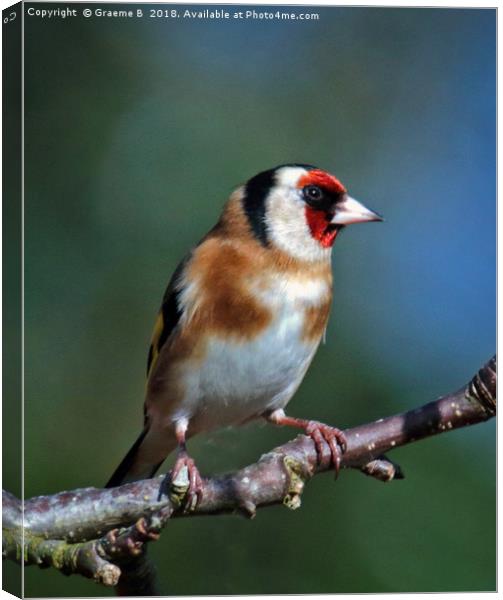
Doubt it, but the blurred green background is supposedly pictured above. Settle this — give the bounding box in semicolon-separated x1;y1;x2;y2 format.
14;4;496;596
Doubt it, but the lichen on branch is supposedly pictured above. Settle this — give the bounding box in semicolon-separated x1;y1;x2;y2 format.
2;356;496;594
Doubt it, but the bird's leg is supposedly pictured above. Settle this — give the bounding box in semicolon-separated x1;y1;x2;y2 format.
170;419;203;507
265;408;347;477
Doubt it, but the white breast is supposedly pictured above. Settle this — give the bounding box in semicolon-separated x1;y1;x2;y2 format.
172;274;329;433
255;274;330;307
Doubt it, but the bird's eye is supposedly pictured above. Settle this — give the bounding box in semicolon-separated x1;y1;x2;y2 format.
303;185;323;204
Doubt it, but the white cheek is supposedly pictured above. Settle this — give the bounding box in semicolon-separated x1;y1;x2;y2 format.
266;188;331;262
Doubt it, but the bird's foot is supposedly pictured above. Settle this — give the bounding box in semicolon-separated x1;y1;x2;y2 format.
304;421;347;477
265;410;347;478
170;451;203;511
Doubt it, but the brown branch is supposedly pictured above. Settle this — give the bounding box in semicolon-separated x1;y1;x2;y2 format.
2;356;496;593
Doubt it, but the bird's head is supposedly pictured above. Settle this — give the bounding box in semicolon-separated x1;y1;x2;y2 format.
241;164;382;261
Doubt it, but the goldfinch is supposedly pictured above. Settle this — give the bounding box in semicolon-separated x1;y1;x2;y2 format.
106;164;382;503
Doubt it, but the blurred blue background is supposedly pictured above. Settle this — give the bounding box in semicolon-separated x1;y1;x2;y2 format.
14;4;496;596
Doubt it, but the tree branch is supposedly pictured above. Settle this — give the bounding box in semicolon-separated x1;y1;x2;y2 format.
2;356;496;594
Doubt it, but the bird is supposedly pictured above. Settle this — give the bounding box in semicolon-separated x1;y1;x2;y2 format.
106;164;382;504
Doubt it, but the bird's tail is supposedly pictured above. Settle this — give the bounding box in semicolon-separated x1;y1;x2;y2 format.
105;426;178;488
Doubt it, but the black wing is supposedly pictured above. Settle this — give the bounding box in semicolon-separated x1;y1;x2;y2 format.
146;255;191;378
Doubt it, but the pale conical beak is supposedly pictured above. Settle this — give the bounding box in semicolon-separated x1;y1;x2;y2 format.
331;195;383;225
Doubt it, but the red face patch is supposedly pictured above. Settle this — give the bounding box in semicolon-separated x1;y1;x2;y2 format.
304;206;340;248
297;169;346;196
298;169;346;248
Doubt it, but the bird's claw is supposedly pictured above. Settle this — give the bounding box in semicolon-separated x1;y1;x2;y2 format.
305;421;347;477
171;453;203;510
